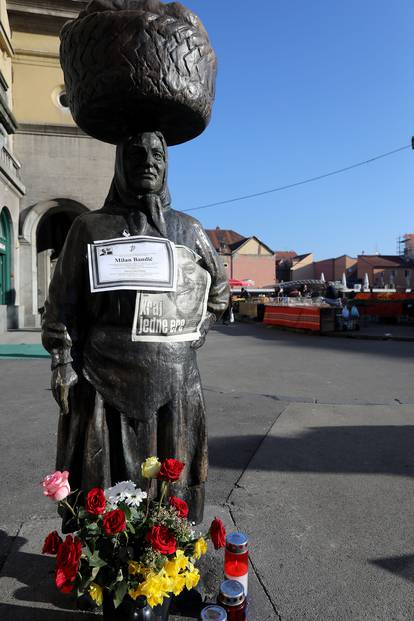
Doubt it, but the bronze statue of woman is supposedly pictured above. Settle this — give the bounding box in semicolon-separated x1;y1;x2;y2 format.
41;131;229;525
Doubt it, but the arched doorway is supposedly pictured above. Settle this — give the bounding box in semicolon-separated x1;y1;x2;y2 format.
19;199;88;323
35;200;88;311
0;208;12;306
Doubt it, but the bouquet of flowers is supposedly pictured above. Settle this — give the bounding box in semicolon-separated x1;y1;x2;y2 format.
41;457;226;609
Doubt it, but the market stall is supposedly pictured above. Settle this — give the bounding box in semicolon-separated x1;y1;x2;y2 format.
264;301;336;333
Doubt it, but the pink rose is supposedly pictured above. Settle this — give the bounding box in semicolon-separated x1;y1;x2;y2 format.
42;471;71;502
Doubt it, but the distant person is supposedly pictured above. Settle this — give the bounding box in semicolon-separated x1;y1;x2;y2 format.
350;303;360;330
324;283;340;307
222;293;233;325
240;287;251;299
341;304;350;330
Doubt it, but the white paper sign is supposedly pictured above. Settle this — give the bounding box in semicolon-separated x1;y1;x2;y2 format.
88;235;177;292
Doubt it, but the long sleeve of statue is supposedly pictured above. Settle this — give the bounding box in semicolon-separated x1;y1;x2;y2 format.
42;0;229;525
42;218;86;370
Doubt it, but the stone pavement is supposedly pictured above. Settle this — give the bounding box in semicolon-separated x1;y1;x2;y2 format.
330;321;414;342
1;324;414;619
0;505;275;621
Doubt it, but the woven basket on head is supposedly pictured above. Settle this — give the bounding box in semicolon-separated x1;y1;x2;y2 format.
60;0;217;145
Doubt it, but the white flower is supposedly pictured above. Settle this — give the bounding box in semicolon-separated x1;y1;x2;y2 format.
124;488;147;507
105;480;147;507
105;480;136;505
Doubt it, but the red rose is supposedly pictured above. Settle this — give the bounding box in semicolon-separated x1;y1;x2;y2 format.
146;525;177;555
55;535;82;593
102;509;126;535
42;531;62;555
85;487;106;515
158;459;185;482
168;496;189;518
210;517;226;550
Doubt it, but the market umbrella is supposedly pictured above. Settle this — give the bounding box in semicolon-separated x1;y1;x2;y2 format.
229;279;252;287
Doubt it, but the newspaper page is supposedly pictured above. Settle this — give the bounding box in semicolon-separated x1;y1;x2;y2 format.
131;245;211;342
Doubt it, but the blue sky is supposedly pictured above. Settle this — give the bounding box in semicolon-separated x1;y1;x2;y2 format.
167;0;414;260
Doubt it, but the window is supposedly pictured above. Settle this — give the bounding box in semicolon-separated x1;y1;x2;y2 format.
52;86;70;112
58;91;69;108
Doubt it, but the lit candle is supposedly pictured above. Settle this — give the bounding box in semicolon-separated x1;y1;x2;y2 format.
224;532;249;595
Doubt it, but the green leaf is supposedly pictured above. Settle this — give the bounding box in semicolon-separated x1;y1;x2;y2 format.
119;503;131;521
77;507;89;519
113;581;128;609
86;522;99;535
87;549;107;568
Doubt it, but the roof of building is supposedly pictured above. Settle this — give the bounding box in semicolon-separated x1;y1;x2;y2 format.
275;251;297;262
206;228;274;255
313;254;357;264
8;1;87;34
233;235;274;255
293;253;312;263
358;254;414;268
206;228;246;253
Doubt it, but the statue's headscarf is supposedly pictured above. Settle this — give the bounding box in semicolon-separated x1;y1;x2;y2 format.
103;131;171;238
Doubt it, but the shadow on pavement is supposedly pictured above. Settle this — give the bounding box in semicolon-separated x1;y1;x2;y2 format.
371;553;414;583
212;323;414;360
0;530;76;612
0;604;98;620
209;426;414;477
0;530;17;573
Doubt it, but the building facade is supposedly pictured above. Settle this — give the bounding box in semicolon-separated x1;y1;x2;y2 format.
357;254;414;290
0;0;25;332
313;255;357;283
8;0;116;327
290;253;314;280
206;227;276;287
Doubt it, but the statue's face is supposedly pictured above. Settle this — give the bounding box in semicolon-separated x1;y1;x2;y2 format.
124;133;166;194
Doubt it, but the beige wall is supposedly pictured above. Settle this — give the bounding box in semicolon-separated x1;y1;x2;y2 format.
12;31;75;126
292;253;314;280
237;238;273;256
0;0;13;104
333;255;357;281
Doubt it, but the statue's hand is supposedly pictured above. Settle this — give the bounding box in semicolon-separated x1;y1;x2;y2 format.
51;363;78;415
191;311;216;350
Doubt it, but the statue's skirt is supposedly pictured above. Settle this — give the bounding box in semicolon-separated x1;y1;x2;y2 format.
56;374;207;525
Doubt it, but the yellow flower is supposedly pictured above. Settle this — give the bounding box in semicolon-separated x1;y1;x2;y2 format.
128;561;144;576
184;567;200;590
141;456;161;479
130;569;172;608
175;549;190;572
170;573;186;596
193;537;207;560
128;586;141;601
88;582;103;607
164;558;179;578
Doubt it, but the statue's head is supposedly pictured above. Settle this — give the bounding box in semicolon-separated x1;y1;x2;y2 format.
110;130;171;210
123;131;167;195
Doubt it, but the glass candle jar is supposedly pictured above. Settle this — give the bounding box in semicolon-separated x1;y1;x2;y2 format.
217;580;247;621
200;605;228;620
224;532;249;595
